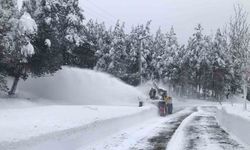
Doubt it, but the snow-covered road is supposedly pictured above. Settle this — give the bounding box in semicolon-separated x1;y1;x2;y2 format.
184;106;246;150
1;103;248;150
83;107;196;150
3;67;249;150
85;106;248;150
167;106;247;150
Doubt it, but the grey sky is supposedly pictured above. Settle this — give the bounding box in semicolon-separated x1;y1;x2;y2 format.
79;0;250;44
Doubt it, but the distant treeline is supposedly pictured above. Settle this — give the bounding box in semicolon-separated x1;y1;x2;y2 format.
0;1;250;100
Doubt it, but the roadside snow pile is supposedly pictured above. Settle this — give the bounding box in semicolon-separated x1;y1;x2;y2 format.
167;110;197;150
216;103;250;148
0;105;156;150
0;67;157;150
18;67;145;105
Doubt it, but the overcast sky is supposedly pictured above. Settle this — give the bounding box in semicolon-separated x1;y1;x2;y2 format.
79;0;250;44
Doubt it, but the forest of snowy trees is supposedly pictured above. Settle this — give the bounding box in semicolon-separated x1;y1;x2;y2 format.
0;0;250;100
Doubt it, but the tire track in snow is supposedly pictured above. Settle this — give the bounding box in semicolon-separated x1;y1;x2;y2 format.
184;106;246;150
131;107;197;150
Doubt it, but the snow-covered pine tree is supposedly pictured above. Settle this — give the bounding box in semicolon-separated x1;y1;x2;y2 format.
89;20;112;71
61;0;86;64
0;0;17;92
228;5;250;109
124;29;140;85
30;0;86;76
0;0;19;69
163;27;179;85
95;27;113;71
29;0;63;76
0;47;8;92
0;0;37;95
209;29;231;99
127;21;154;84
172;45;189;96
199;35;213;99
67;20;97;69
140;22;154;82
20;0;40;19
9;11;37;95
186;24;206;96
152;28;166;81
107;21;128;80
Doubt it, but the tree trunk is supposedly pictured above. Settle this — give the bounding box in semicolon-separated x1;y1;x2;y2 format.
8;76;20;96
243;77;248;110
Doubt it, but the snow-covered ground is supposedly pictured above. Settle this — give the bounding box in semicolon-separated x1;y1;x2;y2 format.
0;105;157;150
167;106;249;150
0;67;156;150
217;98;250;148
1;67;250;150
82;107;196;150
82;105;250;150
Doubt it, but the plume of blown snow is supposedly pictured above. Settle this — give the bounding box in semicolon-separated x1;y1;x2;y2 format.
18;67;146;106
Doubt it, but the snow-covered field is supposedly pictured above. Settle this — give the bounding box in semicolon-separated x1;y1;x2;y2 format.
0;105;157;150
0;67;157;150
1;67;250;150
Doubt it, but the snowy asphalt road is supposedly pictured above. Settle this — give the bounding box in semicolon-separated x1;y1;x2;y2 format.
86;106;247;150
131;107;197;150
84;107;195;150
179;106;246;150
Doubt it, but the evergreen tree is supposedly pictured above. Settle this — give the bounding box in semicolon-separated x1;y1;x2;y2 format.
60;0;86;64
228;5;250;108
107;21;128;79
128;21;153;84
209;29;230;99
20;0;40;19
0;0;18;92
185;24;206;96
0;0;19;64
0;0;37;95
88;20;112;71
29;0;63;76
163;27;179;83
8;11;37;95
123;30;140;85
30;0;86;76
198;35;213;99
228;5;250;99
172;45;189;96
152;28;166;80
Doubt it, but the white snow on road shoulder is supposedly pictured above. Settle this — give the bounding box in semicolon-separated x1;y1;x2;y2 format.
0;105;157;150
217;102;250;149
0;67;154;150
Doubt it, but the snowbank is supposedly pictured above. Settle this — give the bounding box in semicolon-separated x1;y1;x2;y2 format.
0;67;157;150
216;104;250;148
0;105;157;150
0;98;40;109
18;67;145;106
166;109;198;150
